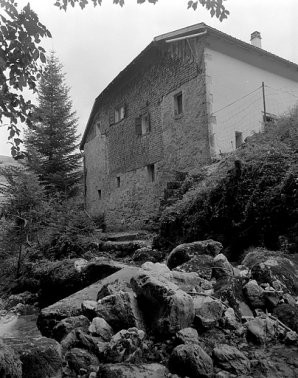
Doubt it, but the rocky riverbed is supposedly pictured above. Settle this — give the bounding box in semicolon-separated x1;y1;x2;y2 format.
2;237;298;378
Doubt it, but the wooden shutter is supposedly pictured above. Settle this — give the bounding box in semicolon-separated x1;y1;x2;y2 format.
109;109;115;126
135;117;142;135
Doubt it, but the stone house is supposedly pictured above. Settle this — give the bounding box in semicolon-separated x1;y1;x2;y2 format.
80;23;298;231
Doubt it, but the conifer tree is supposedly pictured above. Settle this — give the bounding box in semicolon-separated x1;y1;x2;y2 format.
25;51;82;196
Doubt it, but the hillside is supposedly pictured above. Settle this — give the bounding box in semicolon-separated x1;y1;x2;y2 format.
0;155;20;201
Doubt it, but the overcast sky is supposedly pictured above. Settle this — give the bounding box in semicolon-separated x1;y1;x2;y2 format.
1;0;298;156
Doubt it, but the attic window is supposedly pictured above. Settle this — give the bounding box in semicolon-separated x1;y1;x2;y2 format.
115;104;125;123
235;132;243;149
174;92;183;116
135;113;150;135
147;164;155;183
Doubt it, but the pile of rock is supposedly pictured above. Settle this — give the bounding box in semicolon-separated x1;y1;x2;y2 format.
2;241;298;378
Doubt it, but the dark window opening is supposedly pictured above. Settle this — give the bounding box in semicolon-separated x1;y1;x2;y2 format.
135;112;150;135
98;189;102;200
147;164;155;182
235;131;243;149
174;92;183;116
117;176;120;188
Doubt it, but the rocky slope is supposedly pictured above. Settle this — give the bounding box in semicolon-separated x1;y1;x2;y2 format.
2;237;298;378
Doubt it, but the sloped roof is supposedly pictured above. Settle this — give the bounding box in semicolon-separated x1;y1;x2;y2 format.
80;23;298;149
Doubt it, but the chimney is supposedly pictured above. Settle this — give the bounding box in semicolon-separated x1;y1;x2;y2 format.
250;31;262;48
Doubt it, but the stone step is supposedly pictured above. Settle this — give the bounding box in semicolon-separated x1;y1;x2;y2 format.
105;231;149;242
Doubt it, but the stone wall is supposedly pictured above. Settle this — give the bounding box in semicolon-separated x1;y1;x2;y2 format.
83;37;211;230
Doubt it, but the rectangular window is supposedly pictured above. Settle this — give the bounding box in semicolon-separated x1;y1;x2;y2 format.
135;112;150;135
116;176;120;188
147;164;155;182
115;104;125;123
96;121;101;135
98;189;102;200
174;92;183;116
235;131;243;149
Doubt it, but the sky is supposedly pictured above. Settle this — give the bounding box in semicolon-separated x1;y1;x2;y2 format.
1;0;298;156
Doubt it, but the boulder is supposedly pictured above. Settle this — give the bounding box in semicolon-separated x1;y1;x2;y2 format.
60;328;102;355
92;291;145;332
5;336;63;378
0;340;22;378
96;363;169;378
173;255;214;280
242;250;298;296
175;327;200;345
246;317;277;344
244;280;266;309
221;307;239;330
96;280;133;300
169;344;213;378
141;262;173;281
132;247;164;264
131;272;194;337
273;303;298;333
213;344;251;375
53;315;90;342
37;265;140;337
167;240;223;270
65;347;99;375
32;258;125;307
103;327;145;363
213;254;234;280
213;277;252;320
193;295;224;330
88;317;114;341
171;271;211;293
74;258;88;273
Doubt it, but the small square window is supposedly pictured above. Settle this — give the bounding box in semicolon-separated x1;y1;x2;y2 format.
116;176;120;188
96;121;101;135
98;189;102;200
174;92;183;116
147;164;155;182
235;131;243;149
115;105;125;123
135;113;150;135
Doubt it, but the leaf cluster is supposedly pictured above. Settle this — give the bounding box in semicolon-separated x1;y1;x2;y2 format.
0;0;52;156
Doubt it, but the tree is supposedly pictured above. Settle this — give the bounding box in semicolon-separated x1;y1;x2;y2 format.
24;51;82;197
0;0;51;156
54;0;229;21
0;165;48;276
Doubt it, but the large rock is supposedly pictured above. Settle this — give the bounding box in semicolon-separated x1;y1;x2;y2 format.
213;276;252;320
213;254;234;280
25;258;125;307
89;291;145;332
103;327;145;363
5;336;63;378
175;327;200;345
174;255;214;280
96;363;169;378
167;240;223;270
88;317;114;341
169;344;213;378
0;340;22;378
242;250;298;296
65;347;99;375
213;344;251;375
171;271;212;293
131;272;194;337
53;315;90;342
37;265;140;337
193;295;224;330
244;280;266;309
246;317;277;344
273;303;298;333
